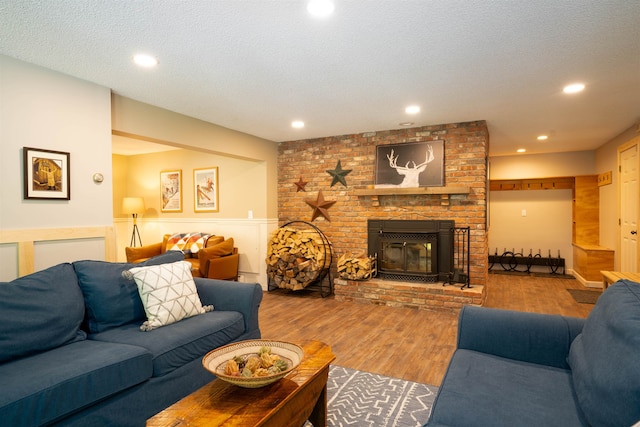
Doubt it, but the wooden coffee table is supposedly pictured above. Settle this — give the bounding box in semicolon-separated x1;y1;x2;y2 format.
147;340;335;427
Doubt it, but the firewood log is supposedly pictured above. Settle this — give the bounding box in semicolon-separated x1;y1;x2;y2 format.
265;226;332;290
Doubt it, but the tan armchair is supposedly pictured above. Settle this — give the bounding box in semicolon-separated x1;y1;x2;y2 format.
126;234;239;280
198;242;240;281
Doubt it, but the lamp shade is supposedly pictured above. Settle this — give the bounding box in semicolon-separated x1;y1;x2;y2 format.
122;197;145;215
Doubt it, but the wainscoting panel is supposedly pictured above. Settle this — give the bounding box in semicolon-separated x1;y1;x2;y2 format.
0;226;116;281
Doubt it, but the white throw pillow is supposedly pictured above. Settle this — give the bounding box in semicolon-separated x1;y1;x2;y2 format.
127;260;213;331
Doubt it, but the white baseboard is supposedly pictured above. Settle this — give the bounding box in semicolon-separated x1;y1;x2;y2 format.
570;269;604;289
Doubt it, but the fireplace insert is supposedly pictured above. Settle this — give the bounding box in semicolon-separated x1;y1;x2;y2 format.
367;220;454;283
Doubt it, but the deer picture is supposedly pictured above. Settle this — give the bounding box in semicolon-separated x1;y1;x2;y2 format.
382;144;435;188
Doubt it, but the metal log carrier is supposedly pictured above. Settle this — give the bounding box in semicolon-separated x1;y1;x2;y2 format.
267;220;334;297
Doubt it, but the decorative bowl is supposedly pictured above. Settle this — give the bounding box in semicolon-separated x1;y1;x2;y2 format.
202;339;304;388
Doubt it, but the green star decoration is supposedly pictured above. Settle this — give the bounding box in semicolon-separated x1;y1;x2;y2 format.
326;160;352;187
305;190;336;221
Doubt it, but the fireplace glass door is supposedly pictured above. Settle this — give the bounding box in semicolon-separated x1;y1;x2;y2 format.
380;234;437;275
406;241;433;273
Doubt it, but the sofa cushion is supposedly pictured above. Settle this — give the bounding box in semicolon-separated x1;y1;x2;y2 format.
198;237;234;276
429;349;586;427
202;237;234;257
0;339;152;427
0;263;86;363
127;260;213;331
89;310;245;377
73;251;185;334
207;235;225;246
567;280;640;427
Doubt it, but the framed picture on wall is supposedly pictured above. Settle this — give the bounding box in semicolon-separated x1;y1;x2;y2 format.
160;169;182;212
374;140;444;188
193;167;219;212
23;147;71;200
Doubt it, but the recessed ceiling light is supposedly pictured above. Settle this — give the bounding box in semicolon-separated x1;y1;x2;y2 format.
399;122;414;126
133;54;158;67
405;105;420;115
291;120;305;129
563;83;585;94
537;135;548;141
307;0;335;17
517;148;526;153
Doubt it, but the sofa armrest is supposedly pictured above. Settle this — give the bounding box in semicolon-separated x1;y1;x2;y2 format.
457;305;585;369
194;278;262;335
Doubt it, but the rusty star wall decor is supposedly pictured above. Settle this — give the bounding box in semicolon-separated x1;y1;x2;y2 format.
305;190;336;221
294;176;308;192
326;160;352;187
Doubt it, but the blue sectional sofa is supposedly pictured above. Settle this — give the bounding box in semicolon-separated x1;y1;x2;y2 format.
426;280;640;427
0;252;263;426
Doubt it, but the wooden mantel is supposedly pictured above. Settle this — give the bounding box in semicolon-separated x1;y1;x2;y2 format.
353;186;470;196
353;186;470;207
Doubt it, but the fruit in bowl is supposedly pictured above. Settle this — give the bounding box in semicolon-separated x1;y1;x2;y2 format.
202;340;304;388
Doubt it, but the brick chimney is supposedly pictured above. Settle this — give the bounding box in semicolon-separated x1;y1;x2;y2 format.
277;121;489;294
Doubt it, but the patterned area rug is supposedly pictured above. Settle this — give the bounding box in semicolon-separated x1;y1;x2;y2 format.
306;365;438;427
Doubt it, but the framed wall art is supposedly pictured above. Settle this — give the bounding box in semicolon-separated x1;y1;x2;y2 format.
23;147;70;200
193;167;219;212
374;140;444;188
160;169;182;212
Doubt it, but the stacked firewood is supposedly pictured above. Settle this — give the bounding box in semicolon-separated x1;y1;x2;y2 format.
266;227;330;290
337;252;376;280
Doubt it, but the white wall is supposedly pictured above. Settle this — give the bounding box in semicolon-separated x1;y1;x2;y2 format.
490;151;595;179
0;55;113;279
113;150;267;220
488;151;597;273
489;189;573;272
111;95;279;218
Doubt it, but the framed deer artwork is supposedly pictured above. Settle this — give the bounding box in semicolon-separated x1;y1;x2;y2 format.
374;140;444;188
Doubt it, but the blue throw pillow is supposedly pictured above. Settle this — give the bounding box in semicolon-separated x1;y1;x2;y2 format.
0;263;86;363
567;280;640;427
73;251;185;333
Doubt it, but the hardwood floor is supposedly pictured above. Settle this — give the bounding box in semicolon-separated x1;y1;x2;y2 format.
258;273;597;386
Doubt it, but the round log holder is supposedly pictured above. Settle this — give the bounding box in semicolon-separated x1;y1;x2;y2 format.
266;220;334;297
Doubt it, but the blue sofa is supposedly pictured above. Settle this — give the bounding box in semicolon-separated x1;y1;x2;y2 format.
426;280;640;427
0;252;263;426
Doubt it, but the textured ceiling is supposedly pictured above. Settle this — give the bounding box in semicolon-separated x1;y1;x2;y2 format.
1;1;639;156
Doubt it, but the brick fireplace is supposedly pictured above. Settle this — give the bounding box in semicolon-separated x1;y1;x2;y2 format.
277;121;488;311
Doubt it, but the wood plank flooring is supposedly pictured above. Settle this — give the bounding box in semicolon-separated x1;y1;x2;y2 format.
259;273;597;386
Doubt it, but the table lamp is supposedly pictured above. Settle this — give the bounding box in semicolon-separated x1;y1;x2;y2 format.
122;197;145;247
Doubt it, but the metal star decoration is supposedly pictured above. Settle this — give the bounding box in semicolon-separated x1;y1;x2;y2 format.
326;160;352;187
294;176;308;192
305;190;336;221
